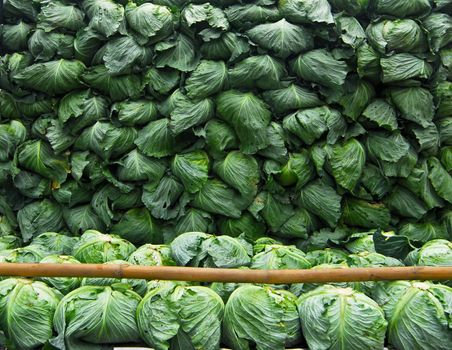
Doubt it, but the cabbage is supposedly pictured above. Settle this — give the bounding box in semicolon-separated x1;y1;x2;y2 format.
298;285;388;350
251;243;312;270
72;230;136;263
137;284;224;349
223;285;301;350
367;19;428;54
51;284;141;349
128;243;175;266
0;244;47;263
406;239;452;266
0;278;62;350
373;281;452;350
31;232;79;255
170;232;253;268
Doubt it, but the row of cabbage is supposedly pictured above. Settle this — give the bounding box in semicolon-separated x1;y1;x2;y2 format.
0;230;451;349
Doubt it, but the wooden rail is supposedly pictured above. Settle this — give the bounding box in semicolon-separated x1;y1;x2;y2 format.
0;263;451;283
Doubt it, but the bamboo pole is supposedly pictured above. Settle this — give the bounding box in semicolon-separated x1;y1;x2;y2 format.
0;263;451;283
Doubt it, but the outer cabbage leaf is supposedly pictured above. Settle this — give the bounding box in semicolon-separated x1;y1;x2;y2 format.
13;60;85;95
155;34;199;72
75;121;137;160
112;208;161;245
116;149;166;183
381;54;432;83
427;157;452;204
31;232;79;255
141;176;185;220
103;35;152;75
262;84;322;115
327;0;369;16
299;180;342;227
338;79;375;120
128;244;175;266
283;106;347;145
171;151;210;194
370;0;431;18
181;3;229;41
405;239;452;268
1;21;33;51
135;119;189;158
144;67;180;97
37;1;85;32
73;28;105;64
251;243;312;270
214;151;259;201
200;32;249;62
83;0;125;38
361;99;398;131
401;159;444;210
185;60;227;99
247;19;313;58
174;208;214;236
17;200;65;242
170;232;252;268
384;186;428;219
218;213;266;240
336;15;366;49
330;139;365;191
82;65;142;101
125;2;174;42
293;49;349;89
423;13;452;52
63;205;106;235
279;0;334;24
3;0;38;21
217;90;271;154
342;198;391;229
225;4;281;30
229;55;287;90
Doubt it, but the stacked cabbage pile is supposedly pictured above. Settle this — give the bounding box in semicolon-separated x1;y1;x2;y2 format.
0;0;451;248
0;230;451;350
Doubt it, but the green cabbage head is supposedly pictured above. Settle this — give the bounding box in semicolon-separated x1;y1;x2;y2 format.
373;281;452;350
223;285;301;350
72;230;136;263
137;284;224;350
0;278;62;350
31;232;79;255
298;285;387;350
50;284;142;350
128;243;175;266
405;239;452;267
